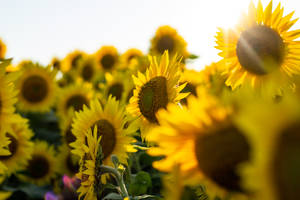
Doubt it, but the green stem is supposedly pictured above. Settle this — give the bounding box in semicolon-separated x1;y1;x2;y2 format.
100;165;129;198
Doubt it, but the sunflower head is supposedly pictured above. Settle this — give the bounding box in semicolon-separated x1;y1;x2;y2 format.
148;89;250;198
127;51;189;137
0;114;34;175
56;82;94;120
61;50;85;73
120;48;143;69
58;144;80;176
77;55;99;83
94;46;119;71
19;141;58;186
215;0;300;90
150;25;189;59
71;96;138;166
51;57;61;70
0;39;7;59
16;63;58;112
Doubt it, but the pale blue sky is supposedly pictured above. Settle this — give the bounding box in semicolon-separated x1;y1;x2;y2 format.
1;0;299;70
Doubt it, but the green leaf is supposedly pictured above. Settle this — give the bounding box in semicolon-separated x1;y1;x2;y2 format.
188;54;199;59
129;171;152;196
132;194;159;200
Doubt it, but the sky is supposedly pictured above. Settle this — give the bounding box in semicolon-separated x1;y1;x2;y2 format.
1;0;300;70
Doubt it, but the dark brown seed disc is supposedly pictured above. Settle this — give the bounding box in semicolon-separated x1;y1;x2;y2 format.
272;123;300;200
195;124;250;192
138;76;168;123
22;75;49;103
236;25;284;75
71;54;82;69
107;83;124;100
156;35;175;54
82;64;94;81
66;95;88;112
100;54;115;70
27;155;50;179
0;133;18;160
92;119;116;159
52;61;60;70
65;124;76;146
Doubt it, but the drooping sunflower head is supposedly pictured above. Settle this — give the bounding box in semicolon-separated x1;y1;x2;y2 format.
127;51;189;137
237;93;300;200
76;55;99;83
0;60;19;130
120;48;144;69
0;39;7;59
94;46;119;71
56;82;94;120
16;63;58;112
150;25;189;59
19;141;58;186
70;96;137;166
216;0;300;90
0;114;34;176
99;71;134;105
61;50;85;73
148;89;251;198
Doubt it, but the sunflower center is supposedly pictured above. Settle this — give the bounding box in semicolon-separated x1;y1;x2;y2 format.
138;76;168;123
65;124;76;146
93;119;116;159
71;54;82;69
272;123;300;200
22;75;49;103
82;64;94;81
108;83;124;100
66;95;88;112
195;124;250;192
100;54;115;70
0;133;18;160
27;155;50;179
236;25;284;75
157;35;175;54
66;154;79;174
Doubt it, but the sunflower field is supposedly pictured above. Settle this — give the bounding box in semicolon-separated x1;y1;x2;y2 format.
1;1;300;200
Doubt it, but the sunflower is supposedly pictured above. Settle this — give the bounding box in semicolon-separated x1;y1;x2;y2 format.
127;51;189;138
19;141;58;186
179;69;204;105
61;50;85;73
70;96;137;167
58;144;80;177
0;114;34;176
51;57;61;70
99;71;134;105
147;89;250;199
0;39;7;59
215;0;300;90
16;63;58;112
76;55;99;83
234;90;300;200
0;60;19;131
120;48;143;69
94;46;119;71
76;126;102;200
150;25;189;59
56;82;94;120
127;56;150;75
59;115;77;148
